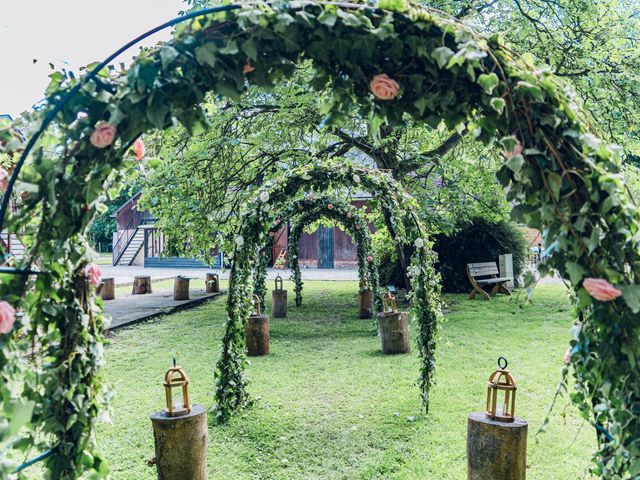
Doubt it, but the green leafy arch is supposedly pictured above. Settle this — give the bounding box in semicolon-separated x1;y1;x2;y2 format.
214;160;439;423
252;196;379;309
0;0;637;477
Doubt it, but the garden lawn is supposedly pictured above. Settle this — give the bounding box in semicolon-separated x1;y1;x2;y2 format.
95;280;594;480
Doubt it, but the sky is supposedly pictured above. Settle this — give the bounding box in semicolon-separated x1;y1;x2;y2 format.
0;0;186;118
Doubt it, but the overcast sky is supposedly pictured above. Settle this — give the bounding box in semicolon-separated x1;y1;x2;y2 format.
1;0;186;117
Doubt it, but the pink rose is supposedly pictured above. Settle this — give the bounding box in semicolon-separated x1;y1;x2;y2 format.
133;138;145;161
366;255;374;262
356;224;362;230
583;277;622;302
86;263;102;287
0;168;8;192
90;121;117;149
0;301;16;334
563;348;571;365
370;74;400;101
346;212;352;219
504;142;523;159
243;60;255;74
269;231;275;237
327;204;334;210
275;219;281;225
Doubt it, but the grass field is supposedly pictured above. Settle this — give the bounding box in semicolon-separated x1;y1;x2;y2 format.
94;280;594;479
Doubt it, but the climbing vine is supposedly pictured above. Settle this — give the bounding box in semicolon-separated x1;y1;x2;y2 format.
0;0;635;476
213;161;439;423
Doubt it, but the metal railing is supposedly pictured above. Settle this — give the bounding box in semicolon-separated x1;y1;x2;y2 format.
112;209;153;266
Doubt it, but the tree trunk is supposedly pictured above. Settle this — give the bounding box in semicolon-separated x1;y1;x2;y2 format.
271;290;287;318
205;273;219;293
173;276;190;301
376;311;411;354
100;278;115;300
382;207;410;289
132;276;152;295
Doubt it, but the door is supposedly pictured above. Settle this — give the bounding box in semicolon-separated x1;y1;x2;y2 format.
317;225;334;269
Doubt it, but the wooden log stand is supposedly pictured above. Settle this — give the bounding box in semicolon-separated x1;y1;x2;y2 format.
132;275;152;295
99;277;115;301
376;292;410;354
271;275;287;318
150;404;208;480
467;412;528;480
205;273;219;293
246;295;269;356
173;276;190;301
358;287;373;319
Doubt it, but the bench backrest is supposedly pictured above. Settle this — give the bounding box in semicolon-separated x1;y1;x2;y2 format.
467;262;499;278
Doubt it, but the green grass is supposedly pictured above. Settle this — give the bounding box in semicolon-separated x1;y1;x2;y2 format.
95;253;113;265
93;281;594;479
114;278;229;296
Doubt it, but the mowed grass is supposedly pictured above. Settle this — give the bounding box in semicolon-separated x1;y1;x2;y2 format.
94;281;594;480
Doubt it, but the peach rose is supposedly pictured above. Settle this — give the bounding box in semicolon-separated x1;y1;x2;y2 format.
370;74;400;101
583;277;622;302
563;348;571;365
269;231;275;237
275;219;281;225
133;138;145;161
346;212;352;219
0;168;9;192
243;60;255;74
366;255;374;262
327;204;334;210
0;301;16;334
90;121;116;149
86;263;102;287
356;224;362;230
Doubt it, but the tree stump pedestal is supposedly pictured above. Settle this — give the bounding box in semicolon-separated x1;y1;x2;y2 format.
271;290;287;318
467;412;528;480
205;273;219;293
173;276;190;301
150;404;208;480
376;311;410;354
245;314;269;356
359;288;373;319
132;275;152;295
99;278;115;300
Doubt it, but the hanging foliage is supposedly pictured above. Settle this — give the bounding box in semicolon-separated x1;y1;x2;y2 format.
0;0;636;476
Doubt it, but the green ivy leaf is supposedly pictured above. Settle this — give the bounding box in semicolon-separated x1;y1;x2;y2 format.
490;97;505;114
379;0;406;13
478;73;499;94
432;47;454;69
565;262;586;284
620;285;640;313
505;154;524;174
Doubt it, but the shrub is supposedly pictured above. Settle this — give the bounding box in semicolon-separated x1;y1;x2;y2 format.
433;218;528;293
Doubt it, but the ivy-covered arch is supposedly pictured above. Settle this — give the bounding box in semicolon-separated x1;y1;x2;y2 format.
215;160;439;423
0;0;637;476
252;196;379;309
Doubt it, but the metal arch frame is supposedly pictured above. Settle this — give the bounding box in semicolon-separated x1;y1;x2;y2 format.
0;4;240;236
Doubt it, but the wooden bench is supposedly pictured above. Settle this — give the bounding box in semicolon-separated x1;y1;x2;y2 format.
466;262;513;300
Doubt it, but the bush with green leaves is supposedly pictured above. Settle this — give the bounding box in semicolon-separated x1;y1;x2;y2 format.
433;218;528;293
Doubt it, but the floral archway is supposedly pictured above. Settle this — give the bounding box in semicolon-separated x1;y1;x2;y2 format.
0;0;636;477
252;196;380;309
214;161;439;423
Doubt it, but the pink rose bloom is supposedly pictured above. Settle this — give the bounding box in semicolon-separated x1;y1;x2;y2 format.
90;121;117;149
504;142;523;159
346;212;352;219
243;60;255;74
327;204;334;210
370;74;400;101
366;255;374;262
0;168;8;192
268;231;275;237
0;301;16;334
583;277;622;302
86;263;102;287
275;219;281;225
133;138;145;161
563;348;571;365
356;224;361;230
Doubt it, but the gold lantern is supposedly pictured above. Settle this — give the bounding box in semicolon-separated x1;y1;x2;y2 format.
382;291;397;313
164;359;192;417
486;356;516;423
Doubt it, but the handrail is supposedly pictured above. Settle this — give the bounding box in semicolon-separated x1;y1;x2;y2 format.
112;208;152;265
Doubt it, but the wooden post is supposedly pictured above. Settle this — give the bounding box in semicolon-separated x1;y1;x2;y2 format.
100;277;115;300
132;275;152;295
205;273;219;293
359;288;373;319
150;404;208;480
173;276;190;301
467;412;528;480
271;275;287;318
376;311;410;354
245;314;269;356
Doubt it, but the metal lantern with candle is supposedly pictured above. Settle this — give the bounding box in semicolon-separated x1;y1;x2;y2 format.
163;358;192;417
485;356;516;423
272;274;287;318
